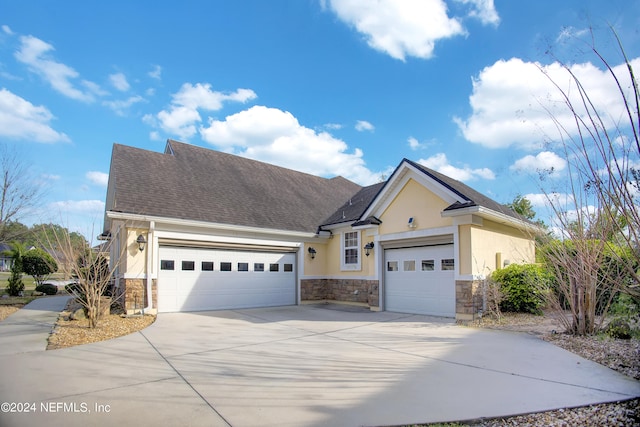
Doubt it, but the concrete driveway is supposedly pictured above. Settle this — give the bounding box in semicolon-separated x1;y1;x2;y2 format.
0;299;639;427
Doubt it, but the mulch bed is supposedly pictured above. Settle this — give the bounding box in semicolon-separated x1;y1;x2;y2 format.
46;299;156;350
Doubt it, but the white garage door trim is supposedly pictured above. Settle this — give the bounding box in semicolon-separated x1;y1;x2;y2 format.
384;244;455;317
158;246;296;313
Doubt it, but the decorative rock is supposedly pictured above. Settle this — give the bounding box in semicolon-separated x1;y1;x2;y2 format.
69;308;86;320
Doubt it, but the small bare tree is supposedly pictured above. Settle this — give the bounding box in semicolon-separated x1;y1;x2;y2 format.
44;225;124;329
536;27;639;335
0;145;44;241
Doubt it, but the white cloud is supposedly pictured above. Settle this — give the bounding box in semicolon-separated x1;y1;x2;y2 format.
455;56;640;150
86;171;109;187
323;123;343;130
2;25;13;35
524;192;575;208
49;199;105;214
201;105;382;185
325;0;465;61
510;151;567;178
154;83;257;140
454;0;500;26
0;88;70;143
103;95;144;116
355;120;374;132
148;64;162;80
15;35;102;102
109;72;130;91
149;131;162;141
556;26;590;43
417;153;495;181
408;136;421;150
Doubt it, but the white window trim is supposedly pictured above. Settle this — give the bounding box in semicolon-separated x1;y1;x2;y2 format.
341;230;361;271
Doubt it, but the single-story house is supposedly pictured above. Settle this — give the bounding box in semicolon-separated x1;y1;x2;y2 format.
103;139;538;320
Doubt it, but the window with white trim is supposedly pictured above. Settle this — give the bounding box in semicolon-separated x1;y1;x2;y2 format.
341;231;360;270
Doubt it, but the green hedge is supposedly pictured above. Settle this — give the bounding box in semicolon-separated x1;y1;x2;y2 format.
490;264;553;314
35;283;58;295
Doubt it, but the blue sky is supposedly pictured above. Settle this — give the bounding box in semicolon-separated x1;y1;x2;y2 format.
1;0;638;241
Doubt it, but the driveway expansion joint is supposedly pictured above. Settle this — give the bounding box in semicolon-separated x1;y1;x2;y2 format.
139;330;233;427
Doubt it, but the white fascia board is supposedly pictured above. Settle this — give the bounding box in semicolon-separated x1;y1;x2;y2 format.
319;221;354;231
360;161;464;220
105;211;317;240
351;223;379;231
379;226;456;245
441;206;542;233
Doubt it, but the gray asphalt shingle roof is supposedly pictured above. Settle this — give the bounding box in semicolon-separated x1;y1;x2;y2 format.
106;142;522;235
107;140;362;233
405;159;524;221
319;158;523;227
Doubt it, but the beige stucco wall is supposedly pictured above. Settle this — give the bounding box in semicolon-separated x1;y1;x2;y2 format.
317;225;377;277
121;228;147;276
303;242;327;276
379;178;453;235
459;219;535;276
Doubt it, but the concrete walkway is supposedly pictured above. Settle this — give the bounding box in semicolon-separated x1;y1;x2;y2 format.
0;296;70;355
0;301;638;427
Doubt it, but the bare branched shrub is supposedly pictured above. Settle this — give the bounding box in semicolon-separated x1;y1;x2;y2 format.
484;276;504;321
43;225;125;329
536;27;640;335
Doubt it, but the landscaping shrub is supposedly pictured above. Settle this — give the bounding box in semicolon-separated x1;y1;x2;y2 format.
609;293;639;320
65;282;82;295
22;249;58;286
607;293;639;339
5;270;24;297
607;318;632;340
539;240;639;316
490;264;553;314
35;283;58;295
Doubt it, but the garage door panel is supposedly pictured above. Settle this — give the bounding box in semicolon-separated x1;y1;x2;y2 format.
385;245;455;317
158;247;296;313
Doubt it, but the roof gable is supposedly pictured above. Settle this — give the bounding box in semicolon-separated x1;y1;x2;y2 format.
106;140;361;233
322;158;527;229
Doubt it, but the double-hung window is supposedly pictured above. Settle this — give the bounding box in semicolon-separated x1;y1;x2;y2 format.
341;231;360;270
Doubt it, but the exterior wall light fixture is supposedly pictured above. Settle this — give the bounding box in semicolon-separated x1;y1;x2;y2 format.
136;234;147;252
364;242;374;257
308;247;317;259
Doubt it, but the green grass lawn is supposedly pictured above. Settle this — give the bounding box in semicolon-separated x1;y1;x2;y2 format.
0;271;68;305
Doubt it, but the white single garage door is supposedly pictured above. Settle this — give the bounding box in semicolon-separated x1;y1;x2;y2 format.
157;246;296;313
385;244;455;317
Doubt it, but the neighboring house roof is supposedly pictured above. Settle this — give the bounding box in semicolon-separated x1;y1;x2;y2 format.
106;140;362;234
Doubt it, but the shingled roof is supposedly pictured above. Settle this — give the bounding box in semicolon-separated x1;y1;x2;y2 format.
105;140;362;233
319;158;525;228
405;159;524;221
320;182;385;227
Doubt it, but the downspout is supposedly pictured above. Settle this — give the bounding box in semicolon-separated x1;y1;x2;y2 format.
145;221;155;311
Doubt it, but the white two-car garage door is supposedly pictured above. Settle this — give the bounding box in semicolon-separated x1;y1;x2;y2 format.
384;244;455;317
157;246;296;313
